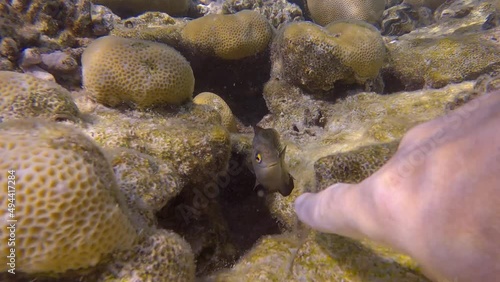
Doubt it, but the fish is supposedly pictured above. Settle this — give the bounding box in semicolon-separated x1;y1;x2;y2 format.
250;126;294;196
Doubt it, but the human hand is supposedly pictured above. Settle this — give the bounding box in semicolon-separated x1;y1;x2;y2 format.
295;91;500;281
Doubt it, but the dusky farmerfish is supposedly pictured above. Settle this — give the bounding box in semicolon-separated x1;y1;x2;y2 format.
251;126;294;196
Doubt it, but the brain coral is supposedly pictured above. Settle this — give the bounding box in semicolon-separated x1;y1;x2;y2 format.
0;71;80;122
271;20;386;93
305;0;386;26
0;119;137;274
180;10;274;60
82;35;194;109
193;92;237;132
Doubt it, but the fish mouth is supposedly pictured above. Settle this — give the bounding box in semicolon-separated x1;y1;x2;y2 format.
265;163;279;168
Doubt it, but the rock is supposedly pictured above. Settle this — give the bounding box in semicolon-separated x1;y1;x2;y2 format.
19;48;42;68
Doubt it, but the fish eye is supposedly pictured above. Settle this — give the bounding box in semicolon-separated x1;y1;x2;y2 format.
255;153;262;163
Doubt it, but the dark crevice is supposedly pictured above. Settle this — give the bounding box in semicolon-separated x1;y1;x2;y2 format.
188;51;271;126
156;152;281;277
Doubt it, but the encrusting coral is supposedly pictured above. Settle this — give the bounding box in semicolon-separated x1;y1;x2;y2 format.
180;10;274;60
108;148;183;213
385;28;500;90
82;35;194;109
383;0;500;90
91;0;193;18
110;12;186;49
99;229;196;281
193;92;238;132
209;232;427;281
305;0;385;26
0;119;137;274
0;71;80;122
314;141;400;187
271;20;386;94
222;0;304;29
77;102;232;188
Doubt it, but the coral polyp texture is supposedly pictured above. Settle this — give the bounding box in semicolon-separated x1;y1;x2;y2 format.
0;119;137;274
180;10;274;60
193;92;238;132
82;35;194;109
305;0;385;26
101;229;195;281
271;20;386;94
0;71;80;122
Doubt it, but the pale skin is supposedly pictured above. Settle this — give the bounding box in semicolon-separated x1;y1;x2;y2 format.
295;91;500;281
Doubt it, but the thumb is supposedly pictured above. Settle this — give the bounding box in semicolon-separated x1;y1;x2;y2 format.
295;183;367;239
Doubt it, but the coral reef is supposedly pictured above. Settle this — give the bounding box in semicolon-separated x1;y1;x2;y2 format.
82;35;194;109
15;0;94;38
99;229;195;281
385;26;500;90
209;232;428;281
0;0;498;280
0;1;119;88
305;0;385;26
262;81;477;230
106;148;184;231
110;12;186;49
403;0;446;11
315;141;400;187
91;0;193;18
222;0;304;29
108;148;183;212
0;71;80;122
271;20;386;95
77;102;231;188
0;119;137;274
209;235;298;280
381;4;434;36
180;10;274;60
193;92;238;132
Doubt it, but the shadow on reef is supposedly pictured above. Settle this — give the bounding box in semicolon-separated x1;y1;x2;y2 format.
308;232;429;281
187;51;271;126
156;151;281;277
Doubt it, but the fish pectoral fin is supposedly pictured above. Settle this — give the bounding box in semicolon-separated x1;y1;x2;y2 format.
253;180;261;191
278;145;287;160
279;174;295;197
